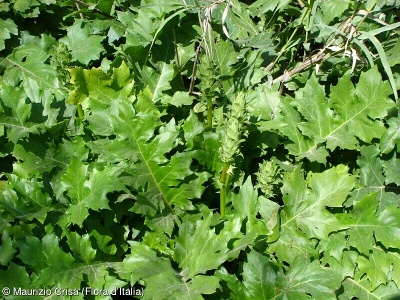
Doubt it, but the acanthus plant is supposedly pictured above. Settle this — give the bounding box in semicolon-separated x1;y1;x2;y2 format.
0;0;400;299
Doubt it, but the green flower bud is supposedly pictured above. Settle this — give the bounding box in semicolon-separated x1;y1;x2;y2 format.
256;160;282;198
219;92;247;163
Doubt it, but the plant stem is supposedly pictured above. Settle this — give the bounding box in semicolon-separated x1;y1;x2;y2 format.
206;97;213;129
353;0;377;34
219;162;231;217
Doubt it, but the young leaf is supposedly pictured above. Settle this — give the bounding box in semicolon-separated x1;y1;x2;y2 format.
68;62;133;107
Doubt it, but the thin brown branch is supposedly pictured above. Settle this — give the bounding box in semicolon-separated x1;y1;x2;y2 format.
297;0;305;8
75;2;84;19
272;51;331;84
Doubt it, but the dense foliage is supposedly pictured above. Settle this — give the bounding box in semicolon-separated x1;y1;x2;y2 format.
1;0;400;299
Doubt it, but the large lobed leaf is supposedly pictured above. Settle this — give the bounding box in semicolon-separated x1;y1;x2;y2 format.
264;67;395;163
60;20;105;65
269;165;354;266
174;214;242;280
115;242;220;300
337;193;400;256
108;99;209;216
59;157;127;226
279;165;354;240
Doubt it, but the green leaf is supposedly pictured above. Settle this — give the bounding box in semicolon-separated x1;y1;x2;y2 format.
16;234;81;289
357;247;392;290
110;100;207;215
276;258;341;299
294;74;335;142
322;250;358;281
280;165;353;240
320;0;350;23
118;9;155;47
2;42;57;88
383;155;400;185
215;268;247;300
359;32;398;100
13;0;38;12
337;193;400;255
318;231;348;263
115;241;219;299
0;263;31;290
380;117;400;154
175;214;241;279
67;67;112;105
357;145;385;187
143;274;220;300
161;91;195;107
182;111;205;149
60;157;126;226
12;138;68;177
0;174;52;223
86;219;117;255
231;177;270;237
387;38;400;67
116;241;176;283
242;250;276;299
0;18;18;51
214;40;238;94
0;236;16;265
17;234;74;270
65;232;96;264
268;68;394;162
341;278;399;300
0;83;36;143
141;62;174;102
60;20;105;65
250;85;281;120
68;62;133;107
271;97;329;163
269;220;319;264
